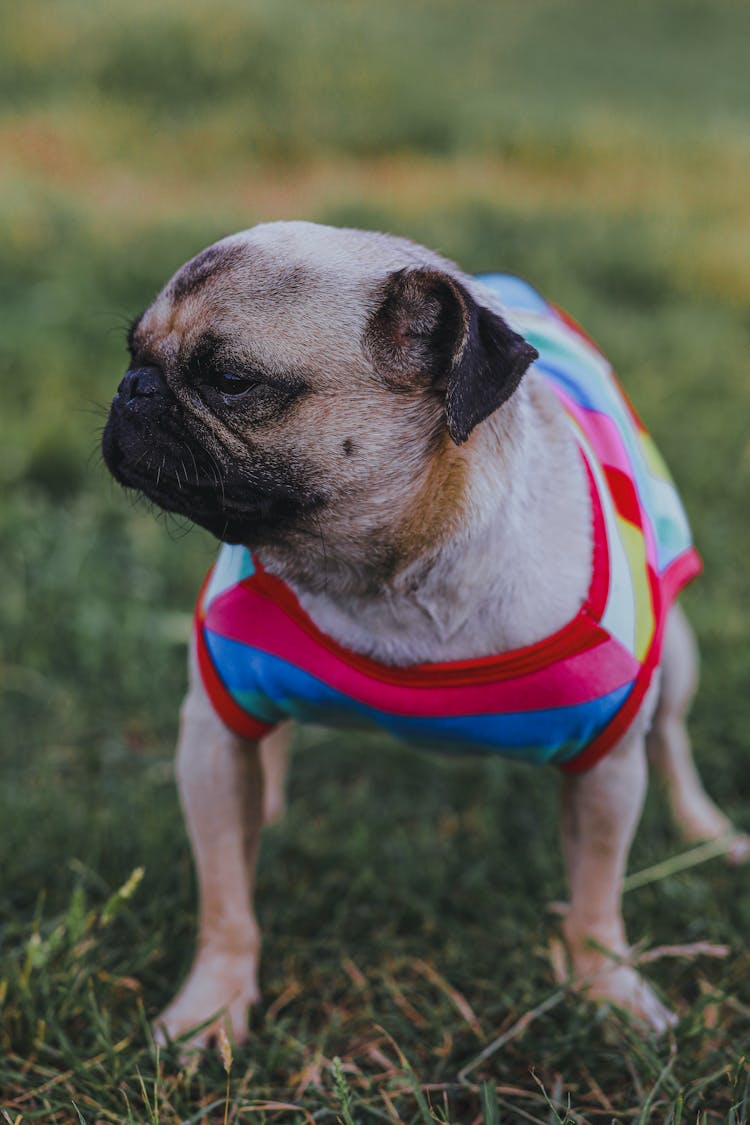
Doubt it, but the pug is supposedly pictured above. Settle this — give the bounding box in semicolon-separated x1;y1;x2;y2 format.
102;221;747;1049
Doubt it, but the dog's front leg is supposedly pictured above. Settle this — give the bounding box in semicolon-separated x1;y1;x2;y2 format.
561;733;676;1033
154;649;264;1050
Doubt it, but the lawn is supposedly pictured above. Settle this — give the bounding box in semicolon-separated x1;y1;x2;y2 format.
2;1;750;1120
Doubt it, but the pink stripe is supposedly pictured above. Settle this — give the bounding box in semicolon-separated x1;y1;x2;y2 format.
205;588;640;717
557;389;659;567
660;547;702;607
555;388;633;477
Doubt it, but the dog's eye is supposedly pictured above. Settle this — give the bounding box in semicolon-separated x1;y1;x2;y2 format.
213;372;258;396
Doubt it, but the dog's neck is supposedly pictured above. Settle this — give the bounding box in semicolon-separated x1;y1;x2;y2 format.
257;373;592;665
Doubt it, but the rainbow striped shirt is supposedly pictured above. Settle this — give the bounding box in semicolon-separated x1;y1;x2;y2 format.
195;275;701;773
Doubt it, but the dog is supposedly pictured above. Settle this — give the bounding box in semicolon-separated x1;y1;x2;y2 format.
102;221;748;1048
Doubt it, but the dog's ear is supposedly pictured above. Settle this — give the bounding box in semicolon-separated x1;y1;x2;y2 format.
365;267;538;444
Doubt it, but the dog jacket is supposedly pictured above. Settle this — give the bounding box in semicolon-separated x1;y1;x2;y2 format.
195;275;701;773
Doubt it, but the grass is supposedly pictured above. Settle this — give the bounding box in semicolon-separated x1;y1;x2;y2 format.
2;0;750;1119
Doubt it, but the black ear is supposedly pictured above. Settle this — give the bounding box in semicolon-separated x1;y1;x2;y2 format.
365;267;538;444
444;287;539;444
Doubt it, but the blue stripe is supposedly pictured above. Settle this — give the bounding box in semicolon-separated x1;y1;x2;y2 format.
533;360;606;414
476;273;552;315
204;630;633;767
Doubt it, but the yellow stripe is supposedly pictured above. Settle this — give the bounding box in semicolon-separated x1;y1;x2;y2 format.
638;431;673;483
616;517;654;661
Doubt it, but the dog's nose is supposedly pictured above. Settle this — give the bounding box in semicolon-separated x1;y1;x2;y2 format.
117;366;166;402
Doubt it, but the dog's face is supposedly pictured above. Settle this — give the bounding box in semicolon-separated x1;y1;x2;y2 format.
103;222;536;576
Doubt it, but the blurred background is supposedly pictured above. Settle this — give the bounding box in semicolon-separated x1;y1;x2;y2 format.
2;0;750;1118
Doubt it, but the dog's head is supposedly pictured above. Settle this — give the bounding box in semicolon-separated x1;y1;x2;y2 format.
103;222;537;579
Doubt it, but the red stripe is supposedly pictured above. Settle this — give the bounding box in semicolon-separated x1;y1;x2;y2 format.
585;454;609;621
219;452;609;689
551;303;606;355
195;620;273;742
604;466;643;528
195;568;213;622
560;549;701;774
232;570;605;687
205;596;638;715
661;546;702;603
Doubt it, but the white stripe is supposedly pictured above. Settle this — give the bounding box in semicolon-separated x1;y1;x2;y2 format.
203;544;254;610
574;428;637;656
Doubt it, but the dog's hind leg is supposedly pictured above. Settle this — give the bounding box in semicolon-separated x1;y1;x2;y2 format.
260;721;291;826
647;603;749;862
562;728;676;1032
154;642;265;1051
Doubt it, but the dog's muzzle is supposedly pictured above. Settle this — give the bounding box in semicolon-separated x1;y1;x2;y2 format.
114;365;168;412
102;365;175;478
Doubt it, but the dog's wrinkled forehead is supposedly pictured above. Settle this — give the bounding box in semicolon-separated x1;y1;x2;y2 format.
132;222;434;376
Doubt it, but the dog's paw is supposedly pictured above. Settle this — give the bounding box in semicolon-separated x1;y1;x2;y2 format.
682;826;750;865
153;951;260;1053
726;832;750;865
562;928;676;1035
585;963;677;1034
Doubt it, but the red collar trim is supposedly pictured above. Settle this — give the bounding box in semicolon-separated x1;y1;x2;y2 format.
236;449;609;688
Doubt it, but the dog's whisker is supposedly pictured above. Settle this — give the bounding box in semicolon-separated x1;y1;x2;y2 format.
206;448;226;507
184;443;201;488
